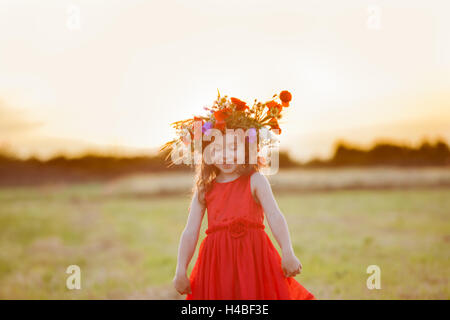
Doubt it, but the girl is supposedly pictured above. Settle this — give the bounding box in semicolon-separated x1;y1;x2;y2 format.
164;90;315;299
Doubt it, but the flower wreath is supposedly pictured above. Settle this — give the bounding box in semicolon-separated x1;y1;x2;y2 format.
160;90;293;166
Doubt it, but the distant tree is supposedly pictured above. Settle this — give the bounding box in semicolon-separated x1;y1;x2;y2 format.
278;150;299;168
326;138;450;167
1;137;449;186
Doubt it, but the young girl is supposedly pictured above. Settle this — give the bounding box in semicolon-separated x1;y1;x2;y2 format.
163;90;315;299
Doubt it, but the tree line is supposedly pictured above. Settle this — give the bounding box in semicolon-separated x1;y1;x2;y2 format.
0;138;448;186
304;139;450;167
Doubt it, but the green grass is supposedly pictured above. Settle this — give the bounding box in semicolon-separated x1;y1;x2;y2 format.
0;182;448;299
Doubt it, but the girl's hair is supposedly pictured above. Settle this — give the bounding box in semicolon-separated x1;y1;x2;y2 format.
193;132;260;204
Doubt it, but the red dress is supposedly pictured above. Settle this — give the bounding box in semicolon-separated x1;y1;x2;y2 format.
186;171;315;300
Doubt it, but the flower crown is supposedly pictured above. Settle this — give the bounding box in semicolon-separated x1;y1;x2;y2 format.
161;89;292;164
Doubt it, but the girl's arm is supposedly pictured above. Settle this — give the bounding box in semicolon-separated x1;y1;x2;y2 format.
252;172;302;278
173;189;206;294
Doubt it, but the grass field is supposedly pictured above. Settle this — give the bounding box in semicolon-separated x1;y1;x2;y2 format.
0;169;449;299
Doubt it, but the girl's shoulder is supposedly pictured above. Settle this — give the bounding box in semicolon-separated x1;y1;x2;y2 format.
249;170;273;205
249;170;269;191
249;169;267;181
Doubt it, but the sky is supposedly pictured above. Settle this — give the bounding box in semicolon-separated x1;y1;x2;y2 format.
0;0;449;161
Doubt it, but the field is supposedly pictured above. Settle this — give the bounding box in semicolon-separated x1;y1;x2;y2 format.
0;168;449;299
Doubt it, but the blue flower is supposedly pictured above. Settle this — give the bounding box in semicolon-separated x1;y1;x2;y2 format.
248;128;257;143
202;121;213;134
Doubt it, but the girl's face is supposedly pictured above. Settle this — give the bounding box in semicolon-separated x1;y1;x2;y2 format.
210;132;243;174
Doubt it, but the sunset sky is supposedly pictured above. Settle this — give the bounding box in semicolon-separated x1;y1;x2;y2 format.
1;0;449;161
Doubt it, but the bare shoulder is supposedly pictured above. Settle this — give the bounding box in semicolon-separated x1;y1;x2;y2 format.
250;171;271;190
192;187;206;209
250;171;276;206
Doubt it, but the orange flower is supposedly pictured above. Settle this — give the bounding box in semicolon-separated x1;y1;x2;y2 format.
279;90;292;107
214;120;226;131
231;97;248;111
214;109;230;121
213;108;231;131
266;100;282;116
266;100;280;109
192;117;203;140
193;116;203;123
268;117;281;134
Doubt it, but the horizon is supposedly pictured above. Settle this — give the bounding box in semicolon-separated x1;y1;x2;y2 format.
1;0;449;162
1;134;448;163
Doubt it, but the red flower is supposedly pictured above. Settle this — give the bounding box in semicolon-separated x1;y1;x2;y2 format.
214;120;226;131
192;117;203;140
279;90;292;107
231;97;248;111
268;118;281;134
214;109;230;121
193;116;203;123
228;218;248;238
266;100;282;117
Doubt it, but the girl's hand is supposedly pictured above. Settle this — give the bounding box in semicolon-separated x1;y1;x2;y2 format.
281;252;302;278
173;273;192;295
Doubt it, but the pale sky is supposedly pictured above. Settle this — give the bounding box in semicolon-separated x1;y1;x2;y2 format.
1;0;449;161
